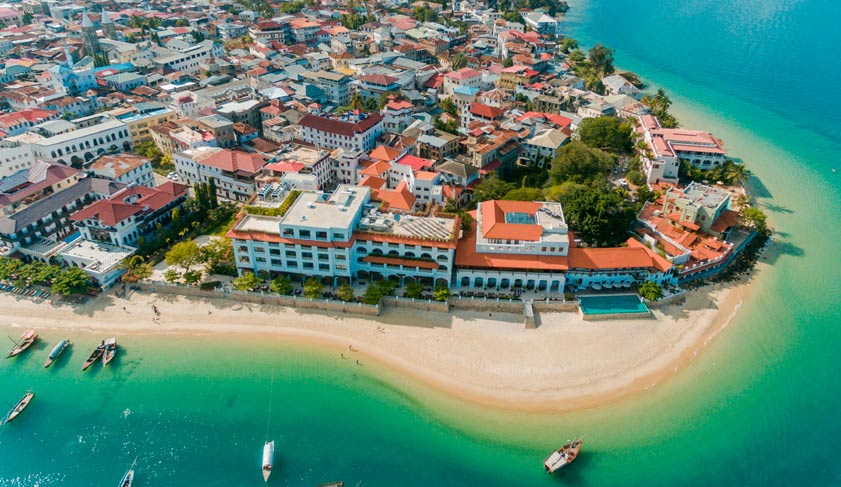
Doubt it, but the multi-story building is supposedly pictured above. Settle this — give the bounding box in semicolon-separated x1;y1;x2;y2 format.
638;114;727;184
0;161;80;216
28;119;132;167
496;65;540;90
520;128;568;168
299;71;353;106
109;103;177;144
174;147;267;202
0;177;124;261
522;12;562;36
454;199;676;292
264;145;333;190
298;112;384;153
193;115;237;149
661;182;731;234
89;154;155;187
248;21;289;44
70;182;188;247
443;67;482;95
0;141;37;178
381;100;414;132
356;74;401;100
153;40;225;75
0;109;59;137
227;185;458;287
215;99;267;133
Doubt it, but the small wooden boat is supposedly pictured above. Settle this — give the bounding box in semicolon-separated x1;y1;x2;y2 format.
117;457;137;487
262;440;275;482
102;338;117;366
82;341;106;371
544;436;583;473
5;391;34;424
7;329;38;358
44;339;71;368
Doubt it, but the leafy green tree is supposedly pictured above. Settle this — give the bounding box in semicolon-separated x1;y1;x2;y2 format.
433;116;460;135
232;271;260;291
544;182;589;203
51;267;89;295
627;169;646;187
21;12;33;25
549;141;615;185
406;281;424;299
303;277;323;299
270;275;293;295
638;281;663;301
641;88;679;128
337;283;355;302
587;44;615;77
440;98;459;119
164;269;180;283
577;116;634;153
362;283;383;305
183;270;203;286
554;185;636;246
376;279;397;296
502;57;513;68
560;38;579;53
567;49;586;65
0;257;23;280
502;187;544;201
200;238;233;274
740;207;768;233
472;174;517;202
451;52;467;70
165;241;201;271
433;285;450;302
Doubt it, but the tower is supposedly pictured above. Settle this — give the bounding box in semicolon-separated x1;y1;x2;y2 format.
80;11;102;58
101;9;117;40
62;39;74;69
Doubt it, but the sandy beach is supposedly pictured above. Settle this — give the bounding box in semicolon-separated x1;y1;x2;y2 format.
0;281;749;413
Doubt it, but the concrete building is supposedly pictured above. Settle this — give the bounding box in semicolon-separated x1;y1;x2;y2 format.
298;112;384;153
88;154;155;187
638;114;727;184
28;120;132;167
174;147;267;202
299;71;353;106
227;185;458;287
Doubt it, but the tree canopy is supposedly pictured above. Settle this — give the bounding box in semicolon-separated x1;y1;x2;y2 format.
165;241;201;271
641;88;679;128
577;116;635;154
639;281;663;301
303;277;323;299
549;141;615;186
503;187;544;201
270;275;293;295
51;267;89;295
232;272;260;291
472;174;517;202
549;184;636;246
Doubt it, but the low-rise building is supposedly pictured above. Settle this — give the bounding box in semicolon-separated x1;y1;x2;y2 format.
639;114;727;184
28;119;132;168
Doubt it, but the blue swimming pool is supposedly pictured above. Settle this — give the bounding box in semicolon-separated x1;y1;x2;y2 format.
578;294;650;315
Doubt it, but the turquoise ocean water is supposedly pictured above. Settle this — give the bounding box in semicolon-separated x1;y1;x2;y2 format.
2;0;841;484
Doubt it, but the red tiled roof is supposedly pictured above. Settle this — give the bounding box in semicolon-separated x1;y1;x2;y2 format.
369;145;401;162
480;200;543;241
70;184;187;227
358;73;398;86
393;153;434;171
197;149;266;175
298;113;383;137
469;102;504;120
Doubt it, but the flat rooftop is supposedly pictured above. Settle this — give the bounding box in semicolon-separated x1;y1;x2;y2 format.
358;211;456;242
280;185;370;231
234;214;281;235
679;182;730;208
58;238;136;273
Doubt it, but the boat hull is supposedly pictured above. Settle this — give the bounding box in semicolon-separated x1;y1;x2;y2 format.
119;469;134;487
544;437;583;474
7;329;38;358
44;340;70;368
102;338;117;366
262;440;274;482
5;392;34;423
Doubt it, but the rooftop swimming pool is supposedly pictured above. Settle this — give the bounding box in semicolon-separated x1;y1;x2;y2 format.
578;294;650;316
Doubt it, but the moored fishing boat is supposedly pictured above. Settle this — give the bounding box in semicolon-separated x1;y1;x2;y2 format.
117;457;136;487
82;341;106;371
262;440;275;482
7;329;38;358
44;339;71;368
4;391;34;424
543;437;583;474
102;338;117;366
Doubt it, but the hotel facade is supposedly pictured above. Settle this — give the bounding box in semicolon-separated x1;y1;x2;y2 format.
228;186;676;292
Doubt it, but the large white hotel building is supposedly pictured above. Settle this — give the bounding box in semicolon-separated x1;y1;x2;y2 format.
228;185;677;292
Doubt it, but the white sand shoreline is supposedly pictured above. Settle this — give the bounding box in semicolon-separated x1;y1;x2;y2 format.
0;280;749;413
